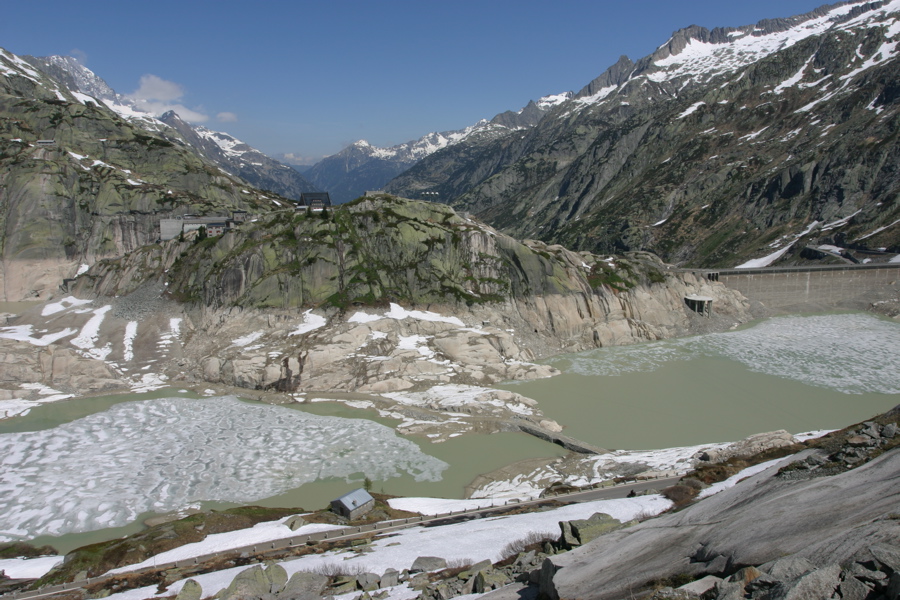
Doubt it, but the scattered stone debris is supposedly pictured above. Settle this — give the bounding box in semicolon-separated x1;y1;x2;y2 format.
647;547;900;599
778;420;898;480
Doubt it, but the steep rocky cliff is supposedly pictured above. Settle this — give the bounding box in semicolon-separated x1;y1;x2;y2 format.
386;1;900;268
0;47;280;301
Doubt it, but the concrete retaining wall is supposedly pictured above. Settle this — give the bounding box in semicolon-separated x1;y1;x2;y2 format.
692;264;899;311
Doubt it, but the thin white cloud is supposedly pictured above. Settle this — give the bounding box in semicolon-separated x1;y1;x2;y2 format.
69;48;88;66
217;112;238;122
279;153;320;166
126;74;209;123
130;74;183;102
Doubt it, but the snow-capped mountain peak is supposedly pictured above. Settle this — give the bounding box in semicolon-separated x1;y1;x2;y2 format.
571;0;900;110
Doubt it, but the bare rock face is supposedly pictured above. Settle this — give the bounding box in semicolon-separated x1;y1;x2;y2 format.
0;340;120;399
532;449;900;600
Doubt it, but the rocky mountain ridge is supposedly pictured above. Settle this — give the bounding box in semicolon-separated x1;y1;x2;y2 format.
303;93;573;203
157;111;319;201
21;53;319;202
385;0;900;268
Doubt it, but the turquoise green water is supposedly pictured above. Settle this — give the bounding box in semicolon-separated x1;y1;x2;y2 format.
498;312;900;449
498;357;898;449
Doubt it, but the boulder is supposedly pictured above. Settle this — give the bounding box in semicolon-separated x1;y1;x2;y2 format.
264;563;287;594
410;556;447;573
870;542;900;572
473;569;509;593
279;570;328;599
220;565;273;600
459;559;493;580
357;572;381;591
285;515;306;531
538;557;561;600
175;579;202;600
558;521;581;550
837;574;871;600
761;556;816;581
677;575;721;596
766;564;841;600
569;513;626;545
380;568;400;588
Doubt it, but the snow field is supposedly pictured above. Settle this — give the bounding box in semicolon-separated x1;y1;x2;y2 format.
101;494;673;600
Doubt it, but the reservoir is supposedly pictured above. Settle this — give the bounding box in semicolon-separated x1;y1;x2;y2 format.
1;312;897;553
499;312;900;449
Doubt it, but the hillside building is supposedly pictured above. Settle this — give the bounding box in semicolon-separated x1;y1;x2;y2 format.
158;211;249;241
298;192;332;210
330;488;375;520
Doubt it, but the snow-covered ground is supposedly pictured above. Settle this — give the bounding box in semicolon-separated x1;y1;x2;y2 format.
109;517;345;574
0;555;64;579
100;493;673;600
0;383;74;419
98;453;803;600
383;385;536;416
348;303;467;327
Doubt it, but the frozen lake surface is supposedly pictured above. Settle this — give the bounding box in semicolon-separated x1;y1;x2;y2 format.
0;396;447;541
563;313;900;394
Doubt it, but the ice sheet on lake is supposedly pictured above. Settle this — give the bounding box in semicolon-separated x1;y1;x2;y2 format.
0;396;447;541
558;313;900;395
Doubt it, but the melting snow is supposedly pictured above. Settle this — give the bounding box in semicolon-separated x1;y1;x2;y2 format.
101;495;671;600
0;324;77;347
350;303;465;327
41;295;93;316
677;101;705;118
0;556;64;579
231;331;264;347
288;310;327;336
70;305;113;360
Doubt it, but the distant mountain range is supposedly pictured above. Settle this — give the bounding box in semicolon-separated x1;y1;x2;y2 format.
386;0;900;268
301;93;572;203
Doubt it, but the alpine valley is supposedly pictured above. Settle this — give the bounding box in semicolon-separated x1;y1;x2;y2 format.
0;3;899;600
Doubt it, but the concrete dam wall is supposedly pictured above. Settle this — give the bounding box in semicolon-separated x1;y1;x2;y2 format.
686;264;900;312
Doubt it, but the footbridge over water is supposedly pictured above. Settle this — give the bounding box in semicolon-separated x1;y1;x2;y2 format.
680;263;900;312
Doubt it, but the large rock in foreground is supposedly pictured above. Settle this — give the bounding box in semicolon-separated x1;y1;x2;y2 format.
529;448;900;600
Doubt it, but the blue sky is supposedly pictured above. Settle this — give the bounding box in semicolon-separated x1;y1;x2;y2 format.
3;0;829;163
